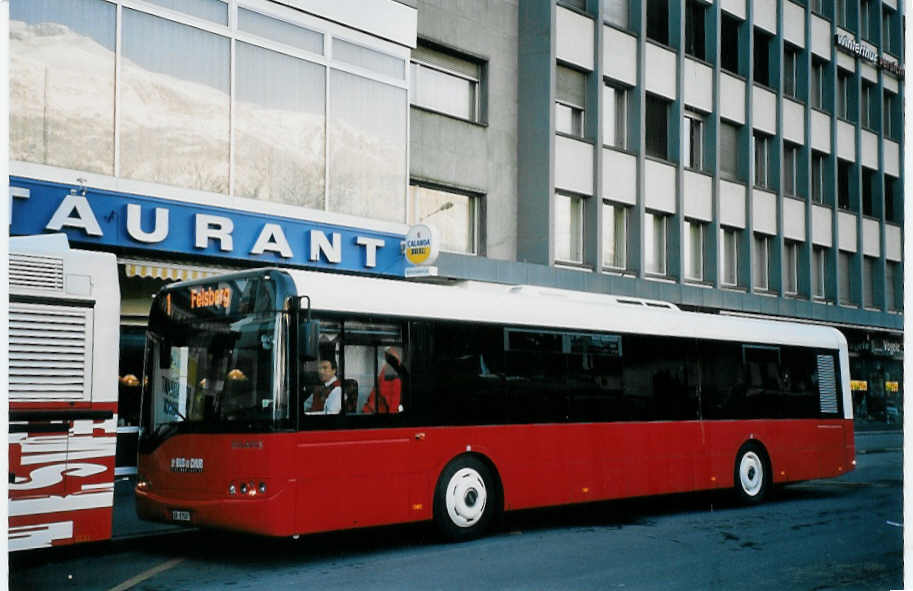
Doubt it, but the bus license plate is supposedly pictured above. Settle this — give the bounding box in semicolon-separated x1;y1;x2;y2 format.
171;510;191;522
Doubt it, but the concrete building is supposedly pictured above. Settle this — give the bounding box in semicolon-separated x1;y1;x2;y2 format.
7;0;904;471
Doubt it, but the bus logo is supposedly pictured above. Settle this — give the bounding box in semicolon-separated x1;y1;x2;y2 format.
170;457;204;473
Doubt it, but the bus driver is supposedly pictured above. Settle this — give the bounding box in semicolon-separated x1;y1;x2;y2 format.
304;359;342;414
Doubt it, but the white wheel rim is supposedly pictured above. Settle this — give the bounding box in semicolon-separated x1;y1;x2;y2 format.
445;467;487;528
739;451;764;496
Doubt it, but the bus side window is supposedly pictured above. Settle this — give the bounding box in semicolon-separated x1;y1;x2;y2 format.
342;321;405;416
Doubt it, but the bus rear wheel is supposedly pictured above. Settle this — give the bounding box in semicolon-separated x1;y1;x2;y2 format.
433;456;497;541
734;443;770;504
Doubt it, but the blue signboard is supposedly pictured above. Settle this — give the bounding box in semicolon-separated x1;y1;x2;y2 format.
9;177;406;276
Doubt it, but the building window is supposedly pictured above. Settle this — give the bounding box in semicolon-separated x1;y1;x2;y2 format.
645;95;670;160
720;121;740;180
837;159;851;210
683;111;704;170
720;14;741;75
883;8;896;54
863;256;876;308
411;44;482;122
813;247;826;299
837;69;850;120
644;212;667;276
646;0;669;45
811;151;825;204
754;29;773;87
753;233;771;291
753;132;773;189
811;0;823;14
861;81;873;129
783;46;799;98
684;0;706;60
811;59;825;110
861;168;875;217
861;0;872;41
720;227;740;286
603;0;629;29
555;192;584;264
783;143;799;196
684;220;704;281
408;184;480;254
602;202;627;270
603;82;627;149
885;176;898;222
886;262;898;311
836;0;848;28
839;251;853;305
884;91;898;140
556;64;586;138
784;241;799;295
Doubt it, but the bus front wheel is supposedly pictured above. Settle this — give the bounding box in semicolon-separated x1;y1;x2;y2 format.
734;442;770;504
433;455;497;541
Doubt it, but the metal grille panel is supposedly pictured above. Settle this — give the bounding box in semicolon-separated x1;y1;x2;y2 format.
817;354;838;414
9;254;64;291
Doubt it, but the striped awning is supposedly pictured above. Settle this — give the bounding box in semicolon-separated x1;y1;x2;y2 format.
121;258;230;282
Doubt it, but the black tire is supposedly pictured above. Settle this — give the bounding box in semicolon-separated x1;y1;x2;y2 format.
733;442;771;504
433;455;497;542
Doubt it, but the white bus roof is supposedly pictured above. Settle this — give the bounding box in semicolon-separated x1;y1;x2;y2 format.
283;269;845;351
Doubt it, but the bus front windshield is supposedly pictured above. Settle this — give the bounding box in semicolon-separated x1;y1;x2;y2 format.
142;278;291;438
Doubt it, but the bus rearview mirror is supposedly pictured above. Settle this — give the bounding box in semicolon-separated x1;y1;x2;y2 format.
299;321;320;361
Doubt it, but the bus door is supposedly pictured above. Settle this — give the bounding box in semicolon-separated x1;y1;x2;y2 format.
297;319;418;531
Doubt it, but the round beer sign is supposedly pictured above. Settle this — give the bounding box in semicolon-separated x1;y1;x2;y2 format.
404;223;440;266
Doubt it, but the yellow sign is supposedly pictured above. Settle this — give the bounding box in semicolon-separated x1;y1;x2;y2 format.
850;380;868;392
885;381;899;393
404;224;440;266
190;286;232;310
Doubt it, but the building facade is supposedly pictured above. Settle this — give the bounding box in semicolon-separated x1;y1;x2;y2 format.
7;0;904;459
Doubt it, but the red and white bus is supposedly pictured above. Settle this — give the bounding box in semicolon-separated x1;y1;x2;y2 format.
8;235;120;550
136;268;854;540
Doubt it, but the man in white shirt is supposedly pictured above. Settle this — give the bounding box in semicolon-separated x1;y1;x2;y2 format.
304;358;342;414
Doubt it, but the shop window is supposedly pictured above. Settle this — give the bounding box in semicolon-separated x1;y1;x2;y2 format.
412;42;483;122
408;183;481;255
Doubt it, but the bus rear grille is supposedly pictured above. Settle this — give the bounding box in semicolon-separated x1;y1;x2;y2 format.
9;303;92;402
9;254;65;291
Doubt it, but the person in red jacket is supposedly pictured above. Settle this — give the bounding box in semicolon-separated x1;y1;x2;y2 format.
362;346;404;414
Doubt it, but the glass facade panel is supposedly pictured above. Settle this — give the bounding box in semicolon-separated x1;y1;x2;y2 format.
813;247;826;298
784;144;797;196
234;43;325;207
602;202;626;269
684;221;703;281
555;193;584;263
10;0;116;174
603;0;629;28
784;241;798;294
784;48;797;98
839;251;853;304
684;113;703;169
886;262;898;310
753;234;769;290
603;84;626;149
720;122;739;179
645;95;669;160
556;102;584;136
335;38;405;79
863;257;875;308
812;152;825;203
237;8;323;54
721;227;738;286
143;0;227;24
329;70;407;222
408;185;477;254
121;9;230;192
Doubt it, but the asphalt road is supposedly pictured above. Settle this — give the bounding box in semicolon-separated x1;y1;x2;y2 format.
9;431;903;591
